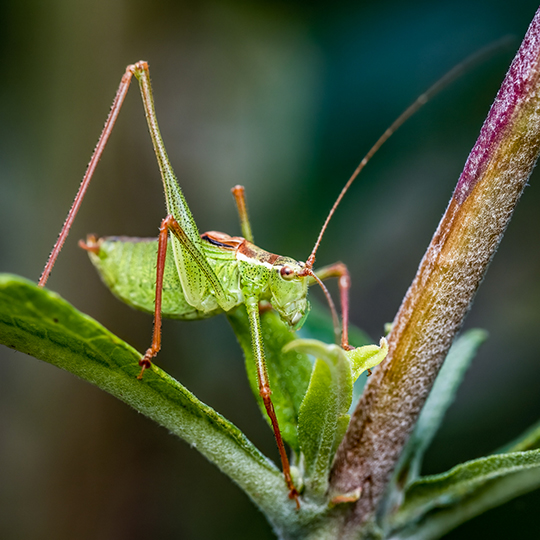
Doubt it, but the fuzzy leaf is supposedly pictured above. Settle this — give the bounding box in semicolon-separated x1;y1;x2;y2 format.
0;274;293;518
390;466;540;540
393;420;540;539
346;337;388;380
284;339;353;500
227;306;312;454
393;449;540;531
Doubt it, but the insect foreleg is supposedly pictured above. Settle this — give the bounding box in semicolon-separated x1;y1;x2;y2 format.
311;262;352;349
244;296;300;508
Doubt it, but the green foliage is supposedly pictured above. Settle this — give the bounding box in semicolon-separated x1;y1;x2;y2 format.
390;451;540;540
289;340;353;500
346;338;389;380
283;339;388;500
381;330;540;540
3;272;540;540
399;450;540;521
227;302;386;459
0;274;291;520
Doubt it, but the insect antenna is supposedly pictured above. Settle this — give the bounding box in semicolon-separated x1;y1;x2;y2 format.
305;36;513;270
309;269;341;344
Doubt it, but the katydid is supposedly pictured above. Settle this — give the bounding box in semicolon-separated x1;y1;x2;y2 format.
39;62;349;506
37;52;491;506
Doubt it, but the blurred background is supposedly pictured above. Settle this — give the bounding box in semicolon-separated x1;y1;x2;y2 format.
1;1;540;538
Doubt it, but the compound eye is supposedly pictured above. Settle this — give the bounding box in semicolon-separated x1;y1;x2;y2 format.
280;265;295;280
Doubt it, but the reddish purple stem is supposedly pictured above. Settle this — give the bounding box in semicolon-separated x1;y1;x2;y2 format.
330;7;540;535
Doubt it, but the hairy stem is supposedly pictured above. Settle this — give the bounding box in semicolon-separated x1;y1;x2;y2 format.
329;7;540;535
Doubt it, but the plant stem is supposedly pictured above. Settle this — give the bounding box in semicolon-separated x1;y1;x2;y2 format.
329;7;540;535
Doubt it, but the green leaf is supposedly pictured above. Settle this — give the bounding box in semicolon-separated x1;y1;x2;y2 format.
393;421;540;539
391;466;540;540
284;339;353;500
0;274;293;520
393;449;540;531
227;306;312;454
346;337;388;380
394;329;488;488
498;418;540;453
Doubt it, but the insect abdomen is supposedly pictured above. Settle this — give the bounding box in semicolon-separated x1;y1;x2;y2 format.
86;236;222;319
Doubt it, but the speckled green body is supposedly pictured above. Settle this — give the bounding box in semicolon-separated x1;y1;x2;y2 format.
79;63;311;330
87;232;310;329
87;237;226;319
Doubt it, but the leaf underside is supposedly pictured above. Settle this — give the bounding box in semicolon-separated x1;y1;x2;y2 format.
6;272;539;540
0;274;290;517
391;450;540;540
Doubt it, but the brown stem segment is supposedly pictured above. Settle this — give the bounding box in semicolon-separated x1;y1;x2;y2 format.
330;8;540;533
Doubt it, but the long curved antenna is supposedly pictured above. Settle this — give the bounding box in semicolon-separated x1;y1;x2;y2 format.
305;36;514;269
310;270;341;344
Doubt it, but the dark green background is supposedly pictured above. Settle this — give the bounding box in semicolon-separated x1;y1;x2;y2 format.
1;1;540;538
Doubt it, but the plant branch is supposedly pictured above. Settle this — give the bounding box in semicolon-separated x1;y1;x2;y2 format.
329;7;540;534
